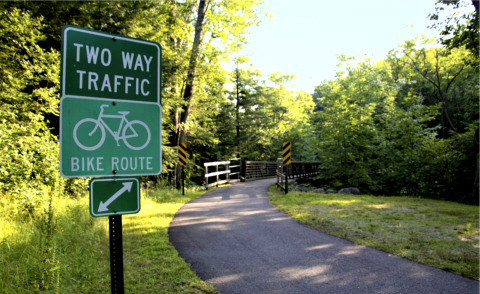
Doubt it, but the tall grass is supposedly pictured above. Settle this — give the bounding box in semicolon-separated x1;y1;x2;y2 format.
1;189;110;293
0;184;217;293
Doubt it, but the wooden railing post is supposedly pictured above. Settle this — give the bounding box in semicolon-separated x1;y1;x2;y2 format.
205;165;208;190
227;162;230;184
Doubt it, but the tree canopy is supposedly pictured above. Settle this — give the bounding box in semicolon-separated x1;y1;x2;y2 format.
0;1;477;204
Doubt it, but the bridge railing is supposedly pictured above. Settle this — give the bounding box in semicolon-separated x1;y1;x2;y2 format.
204;158;243;189
228;158;241;184
276;162;288;191
204;161;230;189
240;161;321;182
204;159;321;188
241;161;278;181
286;161;321;179
275;161;321;191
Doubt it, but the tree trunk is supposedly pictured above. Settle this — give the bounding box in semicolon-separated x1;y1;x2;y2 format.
473;127;480;203
175;0;208;188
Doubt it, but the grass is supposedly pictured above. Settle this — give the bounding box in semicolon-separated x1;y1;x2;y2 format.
268;185;479;280
0;185;218;293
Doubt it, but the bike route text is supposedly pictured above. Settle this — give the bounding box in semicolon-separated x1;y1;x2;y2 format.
70;156;154;172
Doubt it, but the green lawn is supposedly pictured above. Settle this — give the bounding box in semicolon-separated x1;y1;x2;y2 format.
268;186;479;280
0;186;218;293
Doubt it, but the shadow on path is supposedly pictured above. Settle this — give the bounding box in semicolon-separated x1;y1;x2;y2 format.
169;179;479;294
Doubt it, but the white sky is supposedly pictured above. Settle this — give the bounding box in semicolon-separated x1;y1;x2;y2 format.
224;0;471;94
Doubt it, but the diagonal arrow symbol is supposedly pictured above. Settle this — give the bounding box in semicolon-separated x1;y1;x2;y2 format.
98;182;133;212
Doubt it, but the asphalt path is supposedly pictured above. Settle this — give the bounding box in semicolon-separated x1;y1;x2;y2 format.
169;178;479;294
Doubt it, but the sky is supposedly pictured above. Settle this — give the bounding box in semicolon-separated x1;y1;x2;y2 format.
224;0;456;94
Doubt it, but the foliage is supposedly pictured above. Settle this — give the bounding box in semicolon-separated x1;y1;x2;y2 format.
0;8;59;195
269;186;479;279
212;62;316;163
1;1;272;185
311;41;478;203
0;0;476;218
0;8;88;199
429;0;479;67
0;1;315;189
3;1;158;52
384;36;478;136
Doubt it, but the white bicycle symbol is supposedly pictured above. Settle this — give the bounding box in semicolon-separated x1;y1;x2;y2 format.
73;104;151;151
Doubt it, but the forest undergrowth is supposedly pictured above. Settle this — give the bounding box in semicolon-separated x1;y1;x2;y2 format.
0;184;218;294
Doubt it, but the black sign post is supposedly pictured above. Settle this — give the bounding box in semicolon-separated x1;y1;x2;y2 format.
109;215;125;294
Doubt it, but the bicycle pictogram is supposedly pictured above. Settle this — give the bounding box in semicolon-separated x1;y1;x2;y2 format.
73;105;151;151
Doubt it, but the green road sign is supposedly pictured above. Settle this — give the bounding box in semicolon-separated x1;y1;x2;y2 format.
90;177;140;217
60;25;162;178
61;25;161;104
60;96;161;177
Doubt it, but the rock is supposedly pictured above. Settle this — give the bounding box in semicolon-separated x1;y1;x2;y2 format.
312;188;325;193
298;187;309;192
326;189;338;194
338;187;361;195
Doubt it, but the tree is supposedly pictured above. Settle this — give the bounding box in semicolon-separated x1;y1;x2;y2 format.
1;1;269;187
431;0;480;199
0;8;62;194
429;0;479;67
2;1;157;51
169;0;267;187
385;37;477;137
210;63;316;163
312;48;478;203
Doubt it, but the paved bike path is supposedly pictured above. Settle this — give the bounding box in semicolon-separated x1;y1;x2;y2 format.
169;179;478;294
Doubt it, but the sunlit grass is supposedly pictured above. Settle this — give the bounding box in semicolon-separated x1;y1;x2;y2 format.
268;186;479;280
1;193;109;293
0;186;218;293
121;187;217;293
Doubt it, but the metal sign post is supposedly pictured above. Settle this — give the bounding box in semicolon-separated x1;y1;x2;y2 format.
283;142;291;194
89;177;140;294
109;215;124;294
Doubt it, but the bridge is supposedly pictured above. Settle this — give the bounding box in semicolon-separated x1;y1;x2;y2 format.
204;159;320;189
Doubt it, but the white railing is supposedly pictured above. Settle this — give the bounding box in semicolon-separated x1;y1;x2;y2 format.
276;162;286;191
204;161;230;189
204;158;243;189
228;158;241;184
275;160;295;191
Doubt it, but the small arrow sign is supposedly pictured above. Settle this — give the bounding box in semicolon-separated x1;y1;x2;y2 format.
89;177;140;217
98;182;133;212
